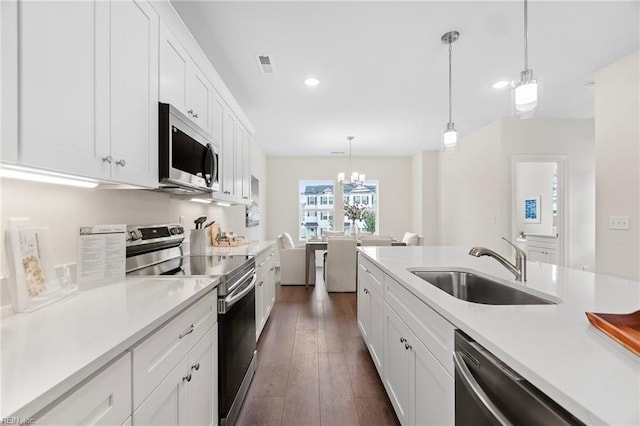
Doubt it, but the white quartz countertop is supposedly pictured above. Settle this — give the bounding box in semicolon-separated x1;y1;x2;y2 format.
1;276;219;419
359;246;640;425
204;240;275;257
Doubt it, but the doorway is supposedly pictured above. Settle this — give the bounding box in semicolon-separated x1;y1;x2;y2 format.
511;155;568;266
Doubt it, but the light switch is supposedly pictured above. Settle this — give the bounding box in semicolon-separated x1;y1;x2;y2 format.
609;216;630;230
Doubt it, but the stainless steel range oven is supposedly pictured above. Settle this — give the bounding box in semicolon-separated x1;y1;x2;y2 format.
125;224;256;426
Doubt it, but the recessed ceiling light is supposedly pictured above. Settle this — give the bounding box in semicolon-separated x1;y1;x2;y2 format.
492;80;510;89
304;77;320;87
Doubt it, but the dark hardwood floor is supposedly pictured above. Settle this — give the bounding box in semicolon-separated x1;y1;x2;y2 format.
236;269;400;426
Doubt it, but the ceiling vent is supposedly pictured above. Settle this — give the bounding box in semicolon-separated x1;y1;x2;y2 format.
257;55;275;74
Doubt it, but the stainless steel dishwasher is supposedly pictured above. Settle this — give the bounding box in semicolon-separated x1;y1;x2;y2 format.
453;330;584;426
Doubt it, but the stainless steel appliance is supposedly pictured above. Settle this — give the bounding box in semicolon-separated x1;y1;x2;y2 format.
158;103;219;194
125;224;256;426
454;330;583;425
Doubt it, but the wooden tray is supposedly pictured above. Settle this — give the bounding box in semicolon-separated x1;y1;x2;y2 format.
586;310;640;356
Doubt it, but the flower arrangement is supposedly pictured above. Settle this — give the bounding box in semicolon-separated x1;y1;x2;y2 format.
344;203;366;222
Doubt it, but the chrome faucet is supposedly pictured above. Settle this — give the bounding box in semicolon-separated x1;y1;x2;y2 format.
469;237;527;281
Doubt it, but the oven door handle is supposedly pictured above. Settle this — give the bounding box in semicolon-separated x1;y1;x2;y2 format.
222;273;257;310
453;351;513;426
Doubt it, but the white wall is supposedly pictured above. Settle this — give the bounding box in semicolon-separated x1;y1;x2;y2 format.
411;151;440;245
0;140;268;305
439;120;503;249
595;50;640;280
515;162;556;236
266;156;412;241
439;118;595;270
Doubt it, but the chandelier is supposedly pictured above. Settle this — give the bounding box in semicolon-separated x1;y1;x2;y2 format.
338;136;365;185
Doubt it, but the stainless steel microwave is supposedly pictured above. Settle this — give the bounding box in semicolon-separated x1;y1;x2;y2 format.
158;103;219;194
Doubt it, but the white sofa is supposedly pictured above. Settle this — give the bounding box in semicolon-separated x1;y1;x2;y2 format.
277;233;312;285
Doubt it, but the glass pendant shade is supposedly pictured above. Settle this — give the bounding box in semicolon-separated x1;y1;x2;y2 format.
442;123;458;152
514;79;538;112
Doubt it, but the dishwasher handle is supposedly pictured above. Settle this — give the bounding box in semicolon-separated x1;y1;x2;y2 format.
453;351;513;426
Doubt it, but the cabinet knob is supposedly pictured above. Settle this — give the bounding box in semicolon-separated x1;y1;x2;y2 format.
102;155;113;164
400;337;406;343
183;373;192;382
405;343;412;351
193;112;198;118
115;159;126;167
363;288;369;294
188;109;194;116
191;362;200;371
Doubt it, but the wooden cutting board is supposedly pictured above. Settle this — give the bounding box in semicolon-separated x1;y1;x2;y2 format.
586;310;640;356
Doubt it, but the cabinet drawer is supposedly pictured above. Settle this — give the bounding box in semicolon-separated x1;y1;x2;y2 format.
359;256;384;295
132;290;217;409
255;247;276;270
385;275;454;375
37;353;132;426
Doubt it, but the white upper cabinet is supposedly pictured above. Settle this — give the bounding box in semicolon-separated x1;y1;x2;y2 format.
221;107;237;197
159;22;188;112
109;0;159;187
187;66;213;134
8;0;159;187
17;1;108;179
159;22;213;136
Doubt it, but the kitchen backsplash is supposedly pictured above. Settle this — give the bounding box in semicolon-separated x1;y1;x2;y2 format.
0;178;265;308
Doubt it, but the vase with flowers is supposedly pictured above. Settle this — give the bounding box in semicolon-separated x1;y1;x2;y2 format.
344;203;366;237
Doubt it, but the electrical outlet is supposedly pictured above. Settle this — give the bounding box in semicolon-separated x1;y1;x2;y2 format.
609;216;630;230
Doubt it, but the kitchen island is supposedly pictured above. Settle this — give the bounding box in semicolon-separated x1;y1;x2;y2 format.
358;246;640;425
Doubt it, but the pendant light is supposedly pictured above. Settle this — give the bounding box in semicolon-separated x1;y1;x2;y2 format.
441;30;459;152
513;0;539;117
338;136;365;185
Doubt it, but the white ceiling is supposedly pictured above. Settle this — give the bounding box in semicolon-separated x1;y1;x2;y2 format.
172;1;639;156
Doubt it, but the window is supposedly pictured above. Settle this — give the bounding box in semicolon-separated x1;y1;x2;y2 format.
343;181;378;234
299;180;334;240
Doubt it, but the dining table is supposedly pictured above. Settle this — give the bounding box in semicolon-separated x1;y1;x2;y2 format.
304;239;406;287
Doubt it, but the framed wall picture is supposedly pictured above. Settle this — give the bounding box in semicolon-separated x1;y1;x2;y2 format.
246;175;260;227
524;196;541;223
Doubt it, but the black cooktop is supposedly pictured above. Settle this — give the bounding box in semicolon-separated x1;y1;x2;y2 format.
127;255;251;278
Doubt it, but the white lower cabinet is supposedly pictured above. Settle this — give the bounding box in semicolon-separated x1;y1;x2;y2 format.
134;324;218;426
357;270;384;374
383;304;411;425
36;354;132;425
411;329;454;426
383;303;454;426
256;246;277;340
358;256;454;426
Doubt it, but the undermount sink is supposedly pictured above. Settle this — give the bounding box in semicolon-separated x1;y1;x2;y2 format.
410;270;555;305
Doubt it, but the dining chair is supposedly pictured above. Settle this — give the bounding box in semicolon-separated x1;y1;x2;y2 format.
276;232;310;285
325;237;357;292
402;232;423;246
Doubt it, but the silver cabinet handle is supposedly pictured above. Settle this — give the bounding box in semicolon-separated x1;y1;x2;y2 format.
405;343;412;351
102;155;113;163
363;288;369;294
179;324;195;339
259;281;264;287
187;109;194;116
115;159;126;167
193;112;198;118
400;337;407;343
183;373;192;382
191;363;200;371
